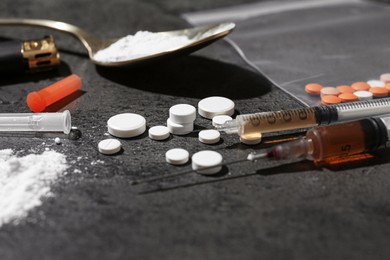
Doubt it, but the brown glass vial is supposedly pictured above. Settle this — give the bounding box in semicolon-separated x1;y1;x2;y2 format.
307;118;387;162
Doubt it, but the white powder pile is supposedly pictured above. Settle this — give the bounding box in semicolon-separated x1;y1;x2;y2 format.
0;149;68;227
93;31;193;62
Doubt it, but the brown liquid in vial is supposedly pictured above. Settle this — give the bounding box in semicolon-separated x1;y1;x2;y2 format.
307;120;376;162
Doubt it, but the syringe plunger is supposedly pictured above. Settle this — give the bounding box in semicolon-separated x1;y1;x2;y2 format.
218;98;390;137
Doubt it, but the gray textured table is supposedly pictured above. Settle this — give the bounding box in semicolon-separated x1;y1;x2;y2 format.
1;1;390;259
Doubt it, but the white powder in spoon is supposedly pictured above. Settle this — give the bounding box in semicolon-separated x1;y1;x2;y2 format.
93;31;193;62
0;149;68;227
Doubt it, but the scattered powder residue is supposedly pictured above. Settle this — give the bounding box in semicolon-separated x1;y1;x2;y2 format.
93;31;193;62
0;149;68;227
90;160;105;166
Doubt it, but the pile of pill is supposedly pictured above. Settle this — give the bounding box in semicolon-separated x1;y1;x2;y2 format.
305;73;390;105
167;104;196;135
98;95;260;174
162;97;233;173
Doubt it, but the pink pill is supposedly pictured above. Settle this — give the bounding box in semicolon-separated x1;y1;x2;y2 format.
380;73;390;83
320;87;340;97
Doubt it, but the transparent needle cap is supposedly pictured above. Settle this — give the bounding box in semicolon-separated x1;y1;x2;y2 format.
0;110;71;134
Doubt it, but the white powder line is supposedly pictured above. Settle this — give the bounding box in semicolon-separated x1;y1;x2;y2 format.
0;149;68;227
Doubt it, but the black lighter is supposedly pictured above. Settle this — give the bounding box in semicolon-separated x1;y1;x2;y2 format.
0;35;60;74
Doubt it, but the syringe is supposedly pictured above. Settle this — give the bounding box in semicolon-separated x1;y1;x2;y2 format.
217;98;390;138
132;114;390;185
251;114;390;164
0;110;71;134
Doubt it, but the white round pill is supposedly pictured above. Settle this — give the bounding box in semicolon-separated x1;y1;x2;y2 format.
54;137;61;145
240;134;262;145
212;115;233;126
198;96;235;119
367;80;385;88
354;90;373;100
169;104;196;124
98;139;122;155
148;125;170;140
167;118;193;135
166;148;189;165
192;150;223;175
107;113;146;138
198;130;221;144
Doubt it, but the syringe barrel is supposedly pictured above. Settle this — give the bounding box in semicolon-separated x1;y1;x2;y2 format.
332;98;390;122
234;107;319;138
0;110;71;134
219;98;390;137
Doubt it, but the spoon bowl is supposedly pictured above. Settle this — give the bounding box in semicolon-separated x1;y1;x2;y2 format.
0;18;235;66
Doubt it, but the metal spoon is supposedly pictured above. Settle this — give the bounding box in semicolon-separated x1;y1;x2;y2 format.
0;18;235;66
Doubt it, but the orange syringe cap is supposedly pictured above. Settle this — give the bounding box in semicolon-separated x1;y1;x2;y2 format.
27;74;82;112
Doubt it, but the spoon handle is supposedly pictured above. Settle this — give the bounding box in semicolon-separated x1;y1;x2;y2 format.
0;18;101;55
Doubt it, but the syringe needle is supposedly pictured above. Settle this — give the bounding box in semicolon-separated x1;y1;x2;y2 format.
131;157;249;185
131;144;310;186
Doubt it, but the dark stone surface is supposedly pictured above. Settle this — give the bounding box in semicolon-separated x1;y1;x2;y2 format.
1;1;390;260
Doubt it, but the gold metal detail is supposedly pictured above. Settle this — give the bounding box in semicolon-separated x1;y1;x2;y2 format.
21;35;60;71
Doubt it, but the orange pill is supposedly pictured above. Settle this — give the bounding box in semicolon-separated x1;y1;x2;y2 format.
305;83;323;95
351;82;370;91
336;85;354;94
369;87;389;98
338;93;358;102
385;83;390;91
321;95;342;105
